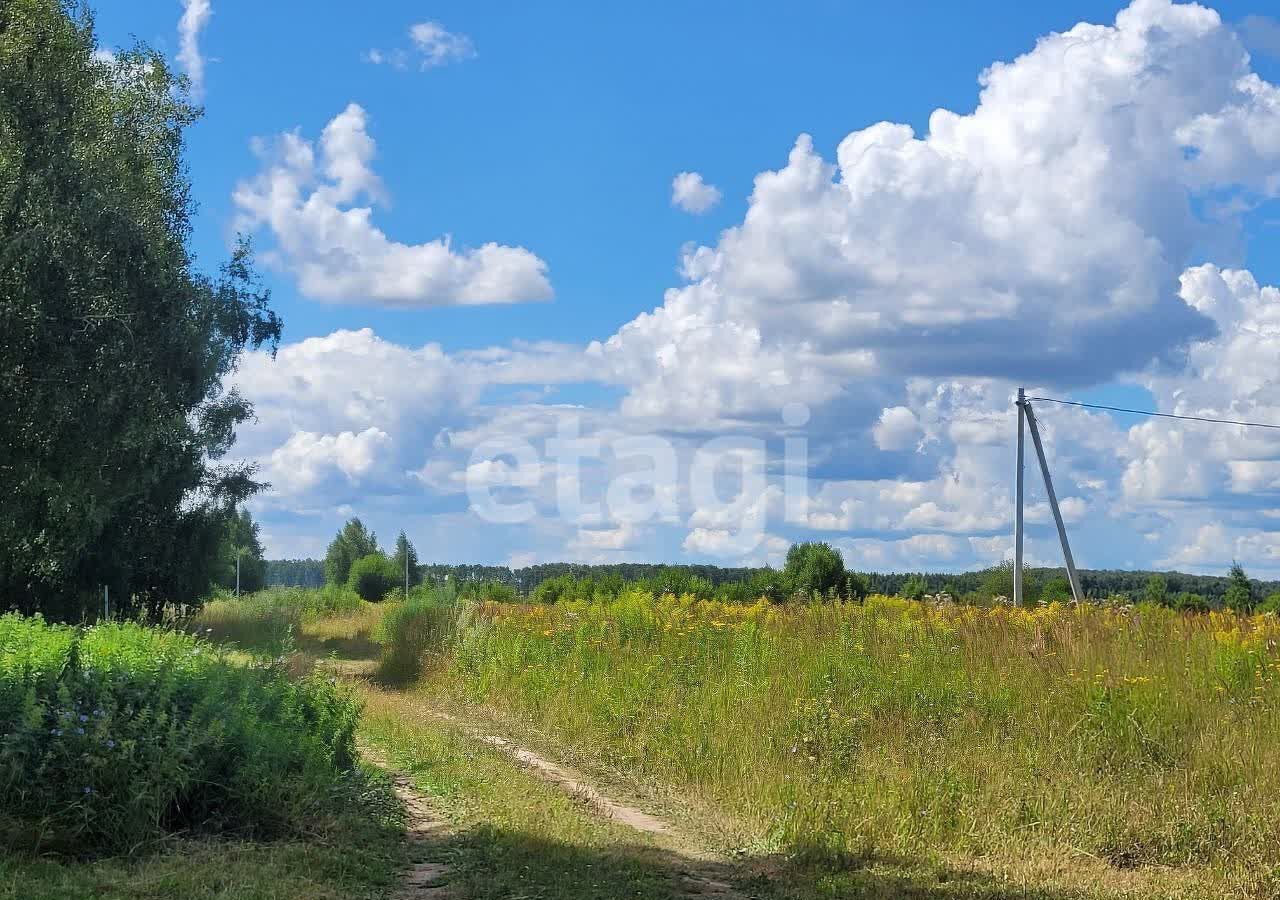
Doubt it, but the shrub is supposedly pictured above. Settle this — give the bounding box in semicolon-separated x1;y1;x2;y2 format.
1258;592;1280;615
375;590;459;685
0;614;361;855
1041;576;1073;604
784;542;846;598
899;574;928;601
348;553;400;602
461;581;518;603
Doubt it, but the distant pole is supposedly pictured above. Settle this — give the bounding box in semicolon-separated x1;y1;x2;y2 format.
1023;401;1083;604
236;553;241;598
1015;389;1025;606
103;585;109;621
405;550;409;598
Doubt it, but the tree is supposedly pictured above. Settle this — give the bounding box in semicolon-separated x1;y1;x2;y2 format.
978;562;1038;605
1258;592;1280;615
347;553;399;602
846;572;870;602
0;3;282;620
1171;592;1210;613
747;568;789;603
323;518;378;587
784;542;846;599
391;531;422;591
1224;562;1254;612
899;574;928;601
1041;576;1073;604
214;508;266;594
1142;574;1168;605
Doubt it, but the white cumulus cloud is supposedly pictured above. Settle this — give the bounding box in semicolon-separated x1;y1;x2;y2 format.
233;104;552;307
671;172;722;214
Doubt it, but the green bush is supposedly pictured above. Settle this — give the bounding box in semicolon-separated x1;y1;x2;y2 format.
192;585;365;652
0;614;361;854
375;590;459;685
348;553;400;602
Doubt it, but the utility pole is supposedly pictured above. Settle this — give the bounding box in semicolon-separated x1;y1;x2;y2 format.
1014;389;1025;606
103;585;109;621
236;552;241;599
1017;397;1084;604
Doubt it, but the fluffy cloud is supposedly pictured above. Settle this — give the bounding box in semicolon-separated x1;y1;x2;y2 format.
232;2;1280;576
233;104;552;307
591;0;1280;425
177;0;212;97
671;172;722;214
367;22;476;71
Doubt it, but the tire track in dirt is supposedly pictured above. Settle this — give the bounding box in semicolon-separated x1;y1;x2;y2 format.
362;745;459;900
431;711;751;900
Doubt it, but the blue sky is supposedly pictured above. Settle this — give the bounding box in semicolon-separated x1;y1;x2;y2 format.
91;1;1280;574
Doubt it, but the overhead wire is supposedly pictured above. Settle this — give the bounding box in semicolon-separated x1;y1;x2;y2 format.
1024;396;1280;431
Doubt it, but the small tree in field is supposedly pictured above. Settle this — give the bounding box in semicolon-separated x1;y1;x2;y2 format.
1041;576;1073;604
899;574;928;601
784;542;846;599
1142;574;1168;606
348;553;399;602
1224;562;1254;612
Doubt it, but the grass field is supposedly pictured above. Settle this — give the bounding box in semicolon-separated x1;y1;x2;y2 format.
418;591;1280;897
11;588;1280;899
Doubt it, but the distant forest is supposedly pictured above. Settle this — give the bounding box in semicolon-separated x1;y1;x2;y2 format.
265;558;1280;604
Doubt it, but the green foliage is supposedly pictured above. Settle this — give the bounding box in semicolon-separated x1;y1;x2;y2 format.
192;585;363;652
1041;576;1073;604
978;562;1038;605
0;613;360;854
846;572;871;602
347;553;399;602
898;574;928;601
784;542;846;598
375;587;458;684
213;508;267;594
1143;574;1168;605
323;518;378;587
461;580;519;603
1225;562;1255;612
1172;592;1210;613
391;531;421;589
1258;592;1280;615
0;3;281;620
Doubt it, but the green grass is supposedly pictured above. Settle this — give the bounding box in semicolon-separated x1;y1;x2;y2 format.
0;763;406;900
411;592;1280;898
192;586;366;654
360;687;725;900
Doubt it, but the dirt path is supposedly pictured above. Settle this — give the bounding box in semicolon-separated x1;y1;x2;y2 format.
427;710;751;900
362;746;459;900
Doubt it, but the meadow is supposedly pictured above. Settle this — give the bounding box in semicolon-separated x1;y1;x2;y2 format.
8;583;1280;899
424;591;1280;895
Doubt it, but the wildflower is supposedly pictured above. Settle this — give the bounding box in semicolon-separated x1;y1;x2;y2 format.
50;728;62;736
105;739;116;749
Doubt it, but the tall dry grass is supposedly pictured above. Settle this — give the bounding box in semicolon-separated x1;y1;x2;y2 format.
438;592;1280;879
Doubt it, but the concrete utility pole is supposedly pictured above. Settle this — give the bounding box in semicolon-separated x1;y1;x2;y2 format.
103;585;109;621
1014;392;1084;604
1015;389;1025;606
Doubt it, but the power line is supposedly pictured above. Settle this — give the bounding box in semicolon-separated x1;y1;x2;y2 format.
1026;396;1280;431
